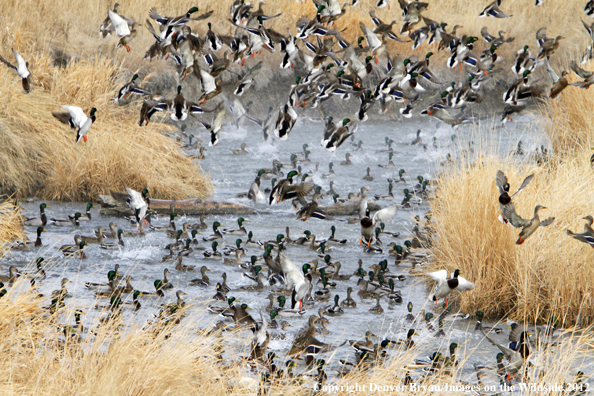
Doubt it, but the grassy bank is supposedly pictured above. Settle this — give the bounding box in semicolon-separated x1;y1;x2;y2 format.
0;201;24;258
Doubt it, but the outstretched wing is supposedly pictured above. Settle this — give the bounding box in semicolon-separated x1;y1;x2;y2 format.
372;206;398;224
456;276;476;291
109;10;131;38
502;203;530;228
540;217;555;227
60;106;87;128
510;173;534;198
427;270;448;284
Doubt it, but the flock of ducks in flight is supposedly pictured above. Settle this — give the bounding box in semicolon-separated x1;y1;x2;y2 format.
1;0;594;391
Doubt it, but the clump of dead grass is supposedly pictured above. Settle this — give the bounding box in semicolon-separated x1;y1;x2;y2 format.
0;200;25;258
545;79;594;159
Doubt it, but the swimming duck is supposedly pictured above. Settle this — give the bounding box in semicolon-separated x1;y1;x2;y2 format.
80;227;105;244
12;226;46;249
326;295;344;315
191;215;208;230
24;203;50;226
226;218;248;236
63;241;89;259
174;255;195;272
566;215;594;247
203;222;225;242
51;278;73;300
167;222;189;239
99;229;124;249
0;266;20;284
189;266;210;286
0;48;33;93
203;241;223;258
369;295;384;314
427;269;476;308
151;212;179;231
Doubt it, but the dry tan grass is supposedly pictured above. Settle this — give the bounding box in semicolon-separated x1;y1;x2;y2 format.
544;80;594;159
0;200;25;258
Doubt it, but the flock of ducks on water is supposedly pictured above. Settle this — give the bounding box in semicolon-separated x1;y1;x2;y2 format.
1;0;594;391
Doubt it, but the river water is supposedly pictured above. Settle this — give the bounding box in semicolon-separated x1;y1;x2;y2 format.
5;112;584;389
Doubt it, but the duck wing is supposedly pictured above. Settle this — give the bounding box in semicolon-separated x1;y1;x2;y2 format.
502;203;531;228
510;173;534;198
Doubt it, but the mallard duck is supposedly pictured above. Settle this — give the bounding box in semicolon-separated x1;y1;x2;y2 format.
0;266;20;284
479;0;511;18
99;223;119;239
113;74;151;104
12;226;46;249
162;85;204;122
100;3;119;37
322;119;354;152
226;218;248;236
161;290;188;313
167;222;189;239
496;170;534;224
125;187;149;227
0;48;33;93
200;102;225;146
99;229;124;249
536;27;565;60
151;212;179;231
502;204;555;244
287;315;319;356
63;240;89;259
474;311;502;333
269;170;313;205
176;239;195;258
52;106;97;143
107;9;140;52
359;203;398;247
189;266;211;286
224;303;256;327
85;269;119;292
235;60;263;95
543;58;569;98
191;215;208;230
567;215;594;247
296;193;326;221
369;294;384;314
203;222;225;242
51;278;73;300
240;272;267;291
138;97;167;126
203;241;223;258
24;203;50;226
80;227;105;244
427;269;476;308
482;329;530;381
570;60;594;89
273;104;298;140
326;294;344;315
174;255;195;271
248;170;266;203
